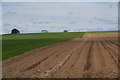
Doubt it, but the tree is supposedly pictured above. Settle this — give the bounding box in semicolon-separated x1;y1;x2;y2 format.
11;29;20;34
63;30;68;32
41;30;48;33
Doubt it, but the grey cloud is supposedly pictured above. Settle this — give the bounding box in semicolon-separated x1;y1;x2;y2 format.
68;12;73;15
33;21;50;24
92;17;117;24
3;23;12;27
119;2;120;8
108;3;117;8
3;23;24;33
23;19;34;23
13;25;17;26
2;2;118;34
89;20;92;23
70;21;76;24
0;3;1;7
49;26;56;28
23;19;51;24
4;11;17;16
3;23;12;34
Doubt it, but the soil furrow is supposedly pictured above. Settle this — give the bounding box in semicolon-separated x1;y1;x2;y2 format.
84;40;93;72
2;33;119;78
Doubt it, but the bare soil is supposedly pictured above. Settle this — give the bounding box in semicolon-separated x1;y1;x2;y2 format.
2;33;120;78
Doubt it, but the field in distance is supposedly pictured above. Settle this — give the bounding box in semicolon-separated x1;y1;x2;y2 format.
2;32;84;60
2;31;120;78
2;31;119;60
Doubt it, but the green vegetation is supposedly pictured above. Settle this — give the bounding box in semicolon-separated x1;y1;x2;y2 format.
85;30;120;33
2;30;119;60
2;32;84;60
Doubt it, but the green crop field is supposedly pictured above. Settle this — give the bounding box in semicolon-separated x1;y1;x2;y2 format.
2;31;119;60
85;30;120;33
2;32;84;60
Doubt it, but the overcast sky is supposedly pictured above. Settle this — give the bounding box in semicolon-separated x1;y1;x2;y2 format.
1;1;119;34
2;0;120;2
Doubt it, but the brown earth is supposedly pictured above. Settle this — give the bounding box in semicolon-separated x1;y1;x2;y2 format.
2;33;120;78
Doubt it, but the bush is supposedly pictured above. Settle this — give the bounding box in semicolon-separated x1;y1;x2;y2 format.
63;30;68;32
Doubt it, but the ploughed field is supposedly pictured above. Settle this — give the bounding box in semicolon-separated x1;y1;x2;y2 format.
2;33;120;78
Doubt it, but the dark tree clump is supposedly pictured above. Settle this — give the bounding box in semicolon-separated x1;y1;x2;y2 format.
41;30;48;33
63;30;68;32
11;29;20;34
